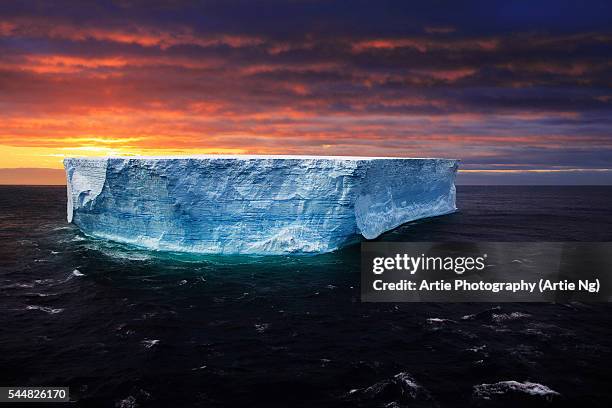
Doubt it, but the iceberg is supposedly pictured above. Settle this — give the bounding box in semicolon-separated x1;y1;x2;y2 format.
64;156;458;254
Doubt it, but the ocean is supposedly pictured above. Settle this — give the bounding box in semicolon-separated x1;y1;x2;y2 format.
1;186;611;407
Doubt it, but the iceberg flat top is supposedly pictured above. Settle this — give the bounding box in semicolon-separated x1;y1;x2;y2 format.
67;154;459;161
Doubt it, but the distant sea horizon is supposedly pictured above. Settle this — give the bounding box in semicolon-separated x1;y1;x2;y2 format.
2;165;612;186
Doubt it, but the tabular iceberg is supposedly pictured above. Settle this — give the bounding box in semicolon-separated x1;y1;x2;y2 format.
64;156;458;254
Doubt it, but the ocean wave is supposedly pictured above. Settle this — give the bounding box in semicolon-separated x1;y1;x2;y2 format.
115;395;137;408
461;306;502;321
462;307;532;325
473;380;560;401
254;323;270;333
346;372;432;404
34;278;56;285
52;226;73;231
17;239;38;247
24;292;58;297
466;345;487;353
426;317;457;324
72;269;85;277
25;305;64;314
191;364;207;371
83;241;153;261
114;389;151;408
141;339;160;349
2;282;35;289
491;312;531;323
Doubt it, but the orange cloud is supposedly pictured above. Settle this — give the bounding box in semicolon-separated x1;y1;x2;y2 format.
0;17;265;49
0;54;225;74
351;37;499;53
415;68;477;81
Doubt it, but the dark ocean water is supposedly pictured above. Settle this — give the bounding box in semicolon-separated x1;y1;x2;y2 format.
1;186;611;407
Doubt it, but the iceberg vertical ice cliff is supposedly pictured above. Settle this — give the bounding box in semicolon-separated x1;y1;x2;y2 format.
64;156;458;254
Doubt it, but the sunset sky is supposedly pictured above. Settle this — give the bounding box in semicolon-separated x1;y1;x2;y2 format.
1;0;612;184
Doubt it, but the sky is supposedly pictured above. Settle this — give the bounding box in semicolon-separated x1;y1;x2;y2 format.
1;0;611;184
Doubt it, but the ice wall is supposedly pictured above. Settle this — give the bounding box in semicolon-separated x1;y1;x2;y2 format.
64;156;458;254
